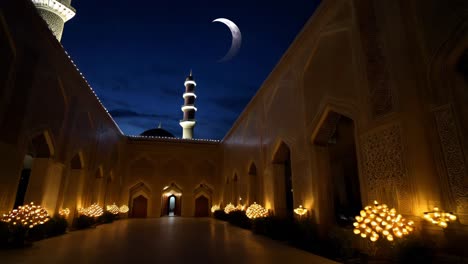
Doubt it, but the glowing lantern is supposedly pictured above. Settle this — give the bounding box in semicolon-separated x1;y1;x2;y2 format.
294;205;308;216
79;203;103;217
1;202;50;228
353;200;414;242
245;203;268;219
106;204;120;215
119;205;129;214
211;205;220;213
224;203;236;214
423;207;456;228
59;208;70;218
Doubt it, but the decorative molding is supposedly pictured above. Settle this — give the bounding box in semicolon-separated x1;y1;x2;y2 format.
433;105;468;212
361;123;412;213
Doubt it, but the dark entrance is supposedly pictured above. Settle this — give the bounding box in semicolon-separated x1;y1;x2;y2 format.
131;195;148;218
14;155;33;208
194;196;209;217
272;142;294;218
314;112;362;226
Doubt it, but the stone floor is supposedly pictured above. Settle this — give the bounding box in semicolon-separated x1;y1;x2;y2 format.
0;217;338;264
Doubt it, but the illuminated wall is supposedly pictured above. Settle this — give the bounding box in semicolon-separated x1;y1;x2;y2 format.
220;0;468;228
0;0;122;218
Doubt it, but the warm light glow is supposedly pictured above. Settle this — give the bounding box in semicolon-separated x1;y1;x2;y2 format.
1;202;50;228
353;200;414;242
106;204;120;215
211;205;220;213
245;203;269;219
294;205;308;216
236;204;245;211
119;205;129;214
59;208;70;218
78;203;103;217
423;207;457;228
224;203;236;214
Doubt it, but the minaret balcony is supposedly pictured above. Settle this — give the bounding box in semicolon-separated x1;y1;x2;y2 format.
31;0;76;21
184;80;197;87
181;105;197;112
179;120;196;128
183;92;197;99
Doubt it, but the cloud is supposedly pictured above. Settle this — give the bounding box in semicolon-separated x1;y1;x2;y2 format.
109;108;174;120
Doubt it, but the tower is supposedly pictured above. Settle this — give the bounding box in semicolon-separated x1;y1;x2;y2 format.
31;0;76;41
180;71;197;139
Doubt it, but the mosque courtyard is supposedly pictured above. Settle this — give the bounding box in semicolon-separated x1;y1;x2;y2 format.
0;218;338;264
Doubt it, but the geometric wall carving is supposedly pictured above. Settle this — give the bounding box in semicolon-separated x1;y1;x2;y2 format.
361;124;411;213
433;105;468;212
356;0;394;118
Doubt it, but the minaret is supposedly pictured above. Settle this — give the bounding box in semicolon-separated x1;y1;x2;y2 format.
31;0;76;41
179;70;197;139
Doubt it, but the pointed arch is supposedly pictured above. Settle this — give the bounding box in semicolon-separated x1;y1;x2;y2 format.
271;140;293;217
70;151;84;170
161;182;182;216
272;140;290;164
311;108;362;226
129;182;151;218
28;129;56;158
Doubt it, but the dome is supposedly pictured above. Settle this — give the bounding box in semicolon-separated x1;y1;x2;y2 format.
140;128;175;138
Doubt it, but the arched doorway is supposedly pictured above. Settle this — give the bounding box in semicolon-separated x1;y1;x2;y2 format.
168;195;176;216
195;196;209;217
131;195;148;218
272;142;294;218
129;182;152;218
313;112;362;226
161;183;182;216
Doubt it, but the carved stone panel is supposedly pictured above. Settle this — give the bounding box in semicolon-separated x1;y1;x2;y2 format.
433;105;468;212
356;0;394;118
361;124;412;213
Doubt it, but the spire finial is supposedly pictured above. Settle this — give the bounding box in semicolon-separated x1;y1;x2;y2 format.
189;69;192;77
158;121;162;128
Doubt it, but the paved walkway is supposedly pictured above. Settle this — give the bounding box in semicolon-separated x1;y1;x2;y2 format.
0;218;339;264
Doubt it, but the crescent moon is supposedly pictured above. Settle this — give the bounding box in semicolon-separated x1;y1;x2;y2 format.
212;18;242;62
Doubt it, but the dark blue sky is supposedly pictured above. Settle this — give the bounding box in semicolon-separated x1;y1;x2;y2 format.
62;0;320;140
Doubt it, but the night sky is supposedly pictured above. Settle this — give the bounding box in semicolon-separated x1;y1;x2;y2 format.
62;0;321;140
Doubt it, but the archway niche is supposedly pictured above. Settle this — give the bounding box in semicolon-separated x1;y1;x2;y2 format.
272;141;294;218
132;195;148;218
160;183;182;216
62;152;84;221
91;166;104;205
194;183;212;217
104;170;114;205
224;177;230;205
248;163;258;204
129;182;151;218
21;130;62;213
313;111;362;226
